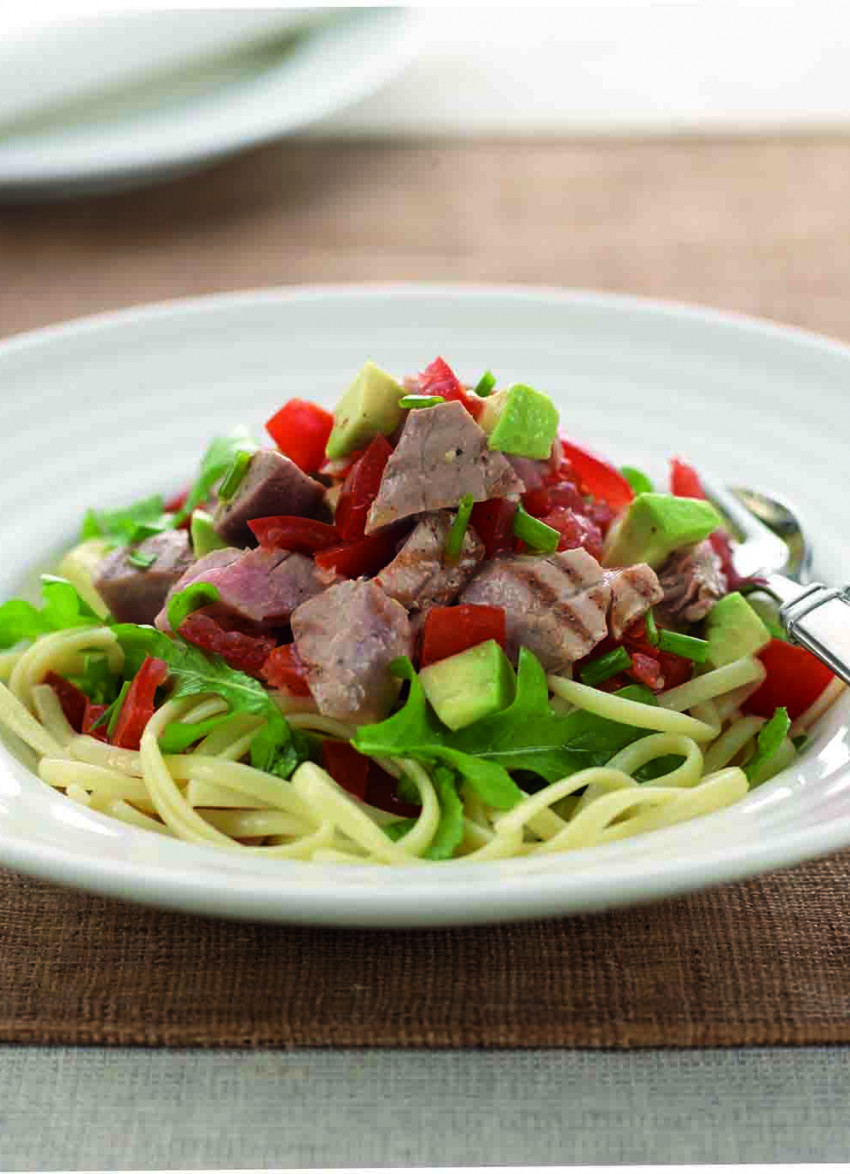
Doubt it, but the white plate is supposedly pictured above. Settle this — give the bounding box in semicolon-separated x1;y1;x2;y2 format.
0;284;848;927
0;10;420;198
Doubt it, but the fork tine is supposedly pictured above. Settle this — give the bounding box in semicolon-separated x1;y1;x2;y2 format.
698;475;790;579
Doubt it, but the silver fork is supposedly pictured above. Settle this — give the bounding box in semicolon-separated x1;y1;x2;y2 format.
700;477;850;686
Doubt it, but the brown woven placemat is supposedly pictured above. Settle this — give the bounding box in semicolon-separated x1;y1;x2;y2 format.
2;855;850;1048
3;136;850;1047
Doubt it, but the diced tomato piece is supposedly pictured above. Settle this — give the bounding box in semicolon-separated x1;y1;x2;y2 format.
628;651;665;691
364;764;422;818
557;438;634;513
82;701;109;742
417;356;483;420
470;498;516;559
539;508;604;560
670;456;706;499
314;527;402;579
164;486;191;527
419;605;507;668
334;434;394;542
520;487;551;517
261;643;313;696
248;515;339;554
111;656;169;751
321;740;370;800
178;612;276;677
44;671;88;733
265;399;334;474
743;638;834;722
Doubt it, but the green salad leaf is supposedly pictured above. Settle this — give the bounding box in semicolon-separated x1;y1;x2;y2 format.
174;429;258;525
81;494;173;546
68;653;120;706
158;716;230;753
111;623;308;779
381;767;463;860
354;649;661;810
0;576;100;650
745;706;791;783
166;582;221;633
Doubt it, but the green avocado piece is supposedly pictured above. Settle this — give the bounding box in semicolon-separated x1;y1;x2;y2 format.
602;493;722;569
705;591;772;667
191;509;228;558
325;361;405;460
419;639;516;731
482;383;559;460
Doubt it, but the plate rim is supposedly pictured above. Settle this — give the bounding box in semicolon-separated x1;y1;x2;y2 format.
1;279;848;927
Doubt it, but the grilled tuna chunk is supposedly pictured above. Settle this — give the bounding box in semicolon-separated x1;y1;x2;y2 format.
95;530;193;625
604;564;664;640
291;580;412;723
213;450;325;548
157;547;326;630
375;512;484;612
657;540;728;623
460;548;611;672
366;401;522;533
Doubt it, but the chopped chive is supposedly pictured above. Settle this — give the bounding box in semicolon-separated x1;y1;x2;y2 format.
621;465;654;495
512;502;559;554
644;608;659;647
99;680;131;737
218;450;253;502
580;646;633;687
167;581;221;633
474;370;497;397
127;549;157;570
444;494;475;562
657;629;709;663
398;395;445;409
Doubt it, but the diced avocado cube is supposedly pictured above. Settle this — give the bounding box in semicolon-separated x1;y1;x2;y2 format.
602;493;722;570
58;539;111;619
706;591;772;667
419;639;515;731
191;508;228;558
325;361;405;460
483;383;559;460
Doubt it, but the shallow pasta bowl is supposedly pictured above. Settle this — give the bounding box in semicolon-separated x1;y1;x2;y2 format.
0;284;849;927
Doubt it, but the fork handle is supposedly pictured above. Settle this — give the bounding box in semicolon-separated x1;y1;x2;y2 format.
762;573;850;685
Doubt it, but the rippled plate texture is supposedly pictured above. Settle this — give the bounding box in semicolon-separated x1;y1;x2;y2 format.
0;285;848;926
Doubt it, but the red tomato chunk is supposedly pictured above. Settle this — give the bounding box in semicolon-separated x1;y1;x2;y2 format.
334;434;394;542
248;516;339;554
266;399;334;475
744;638;834;722
420;604;507;668
262;643;312;696
179;612;276;677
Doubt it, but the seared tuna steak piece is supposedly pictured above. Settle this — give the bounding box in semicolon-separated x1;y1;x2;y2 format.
375;512;484;612
366;401;522;533
95;530;193;625
291;580;412;723
460;548;611;672
658;540;728;623
158;547;326;630
604;564;664;640
213;450;325;548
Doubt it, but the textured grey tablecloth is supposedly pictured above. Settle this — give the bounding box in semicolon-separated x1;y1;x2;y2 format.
1;1047;849;1169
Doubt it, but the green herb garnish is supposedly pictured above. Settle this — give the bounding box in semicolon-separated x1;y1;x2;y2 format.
657;630;709;663
81;494;172;546
512;502;559;554
645;608;660;647
158;716;230;753
217;450;254;503
175;429;258;524
166;582;221;633
444;494;474;562
127;549;157;570
744;707;791;784
398;394;445;409
474;371;497;397
0;576;100;650
580;646;632;687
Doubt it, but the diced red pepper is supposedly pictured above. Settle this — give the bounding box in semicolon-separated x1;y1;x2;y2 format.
261;643;313;696
314;527;401;579
178;612;276;677
334;434;394;542
321;740;370;801
364;764;422;818
420;605;507;668
557;438;634;513
265;399;335;474
82;701;109;742
248;515;339;554
470;498;516;559
417;356;483;420
743;638;834;722
111;656;169;751
539;508;604;561
670;456;706;499
44;671;88;733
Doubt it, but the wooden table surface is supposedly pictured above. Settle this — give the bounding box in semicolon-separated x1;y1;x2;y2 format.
2;135;850;343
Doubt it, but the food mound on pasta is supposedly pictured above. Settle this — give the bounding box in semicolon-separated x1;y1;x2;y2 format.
0;359;842;864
